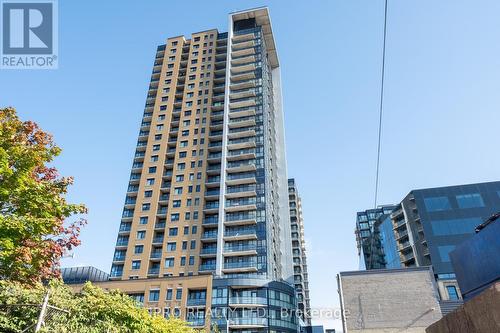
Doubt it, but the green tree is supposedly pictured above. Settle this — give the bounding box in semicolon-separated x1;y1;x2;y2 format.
0;107;87;284
0;280;197;333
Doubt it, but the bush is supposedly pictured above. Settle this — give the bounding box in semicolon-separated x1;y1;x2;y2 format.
0;280;196;333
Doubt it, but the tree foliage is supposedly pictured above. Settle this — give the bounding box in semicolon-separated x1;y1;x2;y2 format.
0;280;197;333
0;107;87;284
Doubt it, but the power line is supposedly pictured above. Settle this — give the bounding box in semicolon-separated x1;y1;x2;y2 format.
374;0;389;209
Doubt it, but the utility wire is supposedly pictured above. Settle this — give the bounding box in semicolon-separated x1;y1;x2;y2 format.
374;0;389;208
368;0;389;270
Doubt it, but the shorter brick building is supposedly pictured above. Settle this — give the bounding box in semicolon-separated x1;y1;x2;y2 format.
337;267;442;333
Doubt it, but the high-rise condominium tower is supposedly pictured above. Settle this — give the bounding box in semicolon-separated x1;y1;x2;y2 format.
288;179;311;325
107;7;298;332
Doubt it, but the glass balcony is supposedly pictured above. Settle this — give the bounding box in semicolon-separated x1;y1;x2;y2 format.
229;296;266;306
186;298;206;306
148;267;160;275
205;189;220;197
224;228;256;237
199;264;216;271
201;231;218;239
223;261;257;269
150;251;162;259
116;240;129;247
224;244;257;253
155;221;166;229
119;223;131;232
152;237;164;244
201;247;217;255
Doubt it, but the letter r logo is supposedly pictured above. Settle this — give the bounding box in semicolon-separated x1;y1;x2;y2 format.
2;2;53;54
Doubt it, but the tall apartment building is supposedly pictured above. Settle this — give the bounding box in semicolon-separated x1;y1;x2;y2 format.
355;205;397;270
357;181;500;305
105;7;299;332
288;179;311;325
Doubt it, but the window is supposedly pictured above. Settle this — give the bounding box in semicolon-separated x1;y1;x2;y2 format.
446;285;459;300
146;178;155;186
171;213;180;221
166;289;173;300
165;258;174;267
139;216;148;225
169;228;178;236
167;242;176;251
155;134;162;141
431;217;482;236
142;203;150;211
182;241;188;250
190;240;196;250
152;144;160;151
191;226;197;234
137;231;146;239
180;256;186;266
176;288;183;300
149;167;157;173
129;293;144;304
456;193;485;209
174;187;183;195
134;245;144;254
149;290;160;302
172;200;181;208
183;226;189;235
177;163;185;170
438;245;456;262
189;256;195;265
151;155;159;162
180;141;188;147
131;260;141;270
424;197;451;212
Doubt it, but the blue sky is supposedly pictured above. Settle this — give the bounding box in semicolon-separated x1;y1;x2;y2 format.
2;0;500;330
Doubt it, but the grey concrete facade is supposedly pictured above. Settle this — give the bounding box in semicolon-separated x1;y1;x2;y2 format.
337;267;443;333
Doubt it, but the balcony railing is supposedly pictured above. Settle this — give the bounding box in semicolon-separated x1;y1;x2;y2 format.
205;190;220;196
187;318;206;327
199;264;216;271
223;261;257;269
224;228;256;237
226;185;256;194
201;232;218;239
229;296;266;305
201;247;217;255
225;213;257;222
224;245;257;253
148;268;160;275
186;298;206;306
152;237;164;243
150;252;162;259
